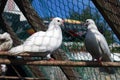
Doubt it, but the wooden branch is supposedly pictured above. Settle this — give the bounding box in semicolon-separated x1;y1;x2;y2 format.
0;52;48;57
92;0;120;40
0;59;120;67
0;17;22;46
0;76;47;80
0;0;21;46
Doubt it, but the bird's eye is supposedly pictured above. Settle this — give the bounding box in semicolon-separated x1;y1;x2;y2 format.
86;21;89;23
57;20;60;22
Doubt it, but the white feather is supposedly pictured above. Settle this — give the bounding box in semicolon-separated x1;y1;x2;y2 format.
1;64;7;73
0;32;13;51
0;64;7;76
9;17;63;56
85;19;113;61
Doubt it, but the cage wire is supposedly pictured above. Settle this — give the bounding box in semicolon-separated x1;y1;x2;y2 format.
1;0;120;80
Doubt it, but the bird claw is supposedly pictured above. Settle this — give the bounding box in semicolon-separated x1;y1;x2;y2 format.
48;58;55;61
98;57;102;65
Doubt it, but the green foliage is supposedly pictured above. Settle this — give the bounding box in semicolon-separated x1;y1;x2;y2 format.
104;30;113;45
111;47;120;53
69;7;92;21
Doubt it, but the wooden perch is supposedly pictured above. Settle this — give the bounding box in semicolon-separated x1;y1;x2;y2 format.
0;58;120;67
0;76;47;80
0;52;119;67
0;52;48;57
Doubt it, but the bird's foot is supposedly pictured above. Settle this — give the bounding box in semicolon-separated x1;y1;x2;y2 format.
98;57;102;65
46;54;55;61
48;58;55;61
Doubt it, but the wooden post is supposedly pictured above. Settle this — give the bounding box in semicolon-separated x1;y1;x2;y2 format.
92;0;120;40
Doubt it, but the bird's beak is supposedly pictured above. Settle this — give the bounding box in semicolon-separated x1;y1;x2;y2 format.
83;23;88;26
84;22;88;26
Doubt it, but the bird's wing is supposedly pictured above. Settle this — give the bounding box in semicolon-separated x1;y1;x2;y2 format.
97;33;113;61
24;31;45;45
85;31;102;59
9;44;48;54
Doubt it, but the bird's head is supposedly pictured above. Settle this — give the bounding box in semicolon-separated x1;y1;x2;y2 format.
84;19;97;30
84;19;95;26
51;17;64;26
2;32;12;40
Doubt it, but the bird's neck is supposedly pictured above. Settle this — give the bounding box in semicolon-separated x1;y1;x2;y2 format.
88;24;98;31
47;24;62;41
47;24;61;31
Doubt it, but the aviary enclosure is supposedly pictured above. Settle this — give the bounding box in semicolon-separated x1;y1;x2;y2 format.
0;0;120;80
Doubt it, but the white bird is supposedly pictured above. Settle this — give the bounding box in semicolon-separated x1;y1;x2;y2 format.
0;64;7;76
0;32;13;51
9;17;64;60
0;32;12;76
84;19;115;73
84;19;113;62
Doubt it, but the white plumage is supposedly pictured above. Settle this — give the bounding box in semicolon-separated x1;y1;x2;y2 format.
9;17;63;59
84;19;115;74
0;32;12;75
0;64;7;76
84;19;113;62
0;32;13;51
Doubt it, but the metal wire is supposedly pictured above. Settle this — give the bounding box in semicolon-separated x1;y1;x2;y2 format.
1;0;120;80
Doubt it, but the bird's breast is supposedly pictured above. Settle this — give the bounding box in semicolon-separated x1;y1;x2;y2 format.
47;29;62;50
35;28;62;52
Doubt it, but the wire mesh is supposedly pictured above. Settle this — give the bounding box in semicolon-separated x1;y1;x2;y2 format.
1;0;120;80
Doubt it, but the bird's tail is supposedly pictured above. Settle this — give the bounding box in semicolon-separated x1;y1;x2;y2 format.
100;54;116;74
9;45;24;54
99;66;116;74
